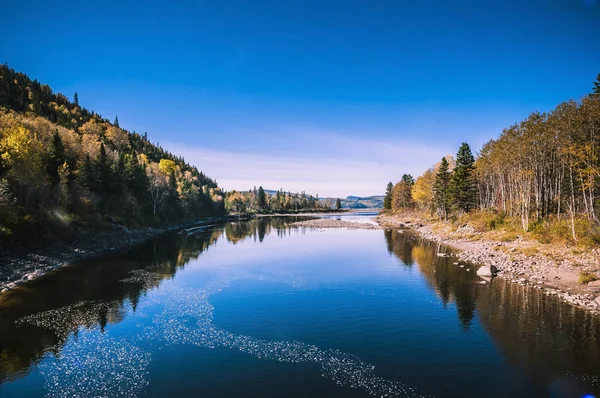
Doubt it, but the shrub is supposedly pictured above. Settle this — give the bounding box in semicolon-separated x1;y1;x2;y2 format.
578;272;599;284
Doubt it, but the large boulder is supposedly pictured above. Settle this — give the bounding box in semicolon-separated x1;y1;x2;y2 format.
477;265;496;278
588;280;600;289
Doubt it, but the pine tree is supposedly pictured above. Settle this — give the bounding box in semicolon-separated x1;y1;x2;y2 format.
257;186;266;210
594;73;600;96
73;92;79;106
112;152;126;193
79;154;95;190
168;169;179;207
335;198;342;210
400;174;414;208
383;182;393;210
124;153;148;200
95;143;112;193
452;143;477;212
434;157;451;220
46;130;66;185
114;115;119;127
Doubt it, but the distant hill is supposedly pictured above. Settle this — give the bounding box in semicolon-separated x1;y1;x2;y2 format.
260;190;383;209
321;195;384;209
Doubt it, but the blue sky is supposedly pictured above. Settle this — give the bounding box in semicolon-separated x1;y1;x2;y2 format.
1;0;599;197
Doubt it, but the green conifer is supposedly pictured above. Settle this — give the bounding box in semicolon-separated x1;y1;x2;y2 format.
434;157;451;220
46;130;66;185
383;182;393;210
452;143;477;212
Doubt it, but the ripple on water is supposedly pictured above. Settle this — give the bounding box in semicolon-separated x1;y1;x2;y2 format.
16;268;431;398
16;301;121;340
39;329;150;398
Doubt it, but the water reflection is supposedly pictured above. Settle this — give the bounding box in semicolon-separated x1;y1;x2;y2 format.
0;218;307;385
384;230;478;329
0;219;599;398
384;229;600;395
224;216;310;244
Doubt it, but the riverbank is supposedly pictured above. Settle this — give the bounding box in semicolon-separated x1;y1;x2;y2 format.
377;212;600;314
0;216;237;293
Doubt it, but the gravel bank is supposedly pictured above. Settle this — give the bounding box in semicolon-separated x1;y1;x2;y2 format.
292;219;382;230
377;213;600;315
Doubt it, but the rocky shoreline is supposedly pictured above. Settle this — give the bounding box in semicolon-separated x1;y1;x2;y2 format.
0;216;243;294
377;213;600;315
0;226;176;293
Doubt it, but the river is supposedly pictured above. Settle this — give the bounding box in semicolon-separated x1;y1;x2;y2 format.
0;215;599;398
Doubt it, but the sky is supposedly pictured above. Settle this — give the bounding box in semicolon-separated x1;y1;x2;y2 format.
1;0;599;197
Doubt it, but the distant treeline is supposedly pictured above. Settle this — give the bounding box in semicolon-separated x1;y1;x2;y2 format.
0;64;224;242
224;186;337;213
385;74;600;242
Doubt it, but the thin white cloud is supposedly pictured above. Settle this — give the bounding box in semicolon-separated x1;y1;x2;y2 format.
165;131;451;197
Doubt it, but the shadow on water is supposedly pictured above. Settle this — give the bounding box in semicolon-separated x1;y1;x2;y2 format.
384;228;600;396
0;217;308;385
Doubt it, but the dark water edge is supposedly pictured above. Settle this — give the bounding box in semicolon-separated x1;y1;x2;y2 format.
0;216;599;397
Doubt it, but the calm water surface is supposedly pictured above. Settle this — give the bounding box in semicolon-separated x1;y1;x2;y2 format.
1;215;599;398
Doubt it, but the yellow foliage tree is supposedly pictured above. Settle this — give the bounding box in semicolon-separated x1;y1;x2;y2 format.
105;125;130;151
412;168;435;211
137;153;149;166
79;119;105;138
0;125;45;185
158;159;177;176
81;133;101;158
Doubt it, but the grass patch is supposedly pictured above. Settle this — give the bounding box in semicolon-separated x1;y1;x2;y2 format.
520;246;539;256
499;232;519;242
453;209;507;232
578;272;599;284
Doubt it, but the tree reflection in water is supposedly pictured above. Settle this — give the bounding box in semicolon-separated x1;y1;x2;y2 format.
384;228;600;394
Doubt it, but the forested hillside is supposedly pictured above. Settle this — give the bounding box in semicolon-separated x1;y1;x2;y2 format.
384;74;600;244
0;64;224;243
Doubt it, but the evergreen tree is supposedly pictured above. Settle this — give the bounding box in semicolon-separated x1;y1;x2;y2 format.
45;130;66;185
399;174;414;208
452;143;477;212
95;143;112;193
335;198;342;210
383;182;393;210
433;157;451;220
112;152;126;193
124;153;148;200
594;73;600;95
73;92;79;106
168;169;179;206
79;154;95;191
114;115;119;127
257;186;266;210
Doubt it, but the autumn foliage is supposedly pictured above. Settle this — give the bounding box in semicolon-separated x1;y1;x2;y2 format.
0;64;223;242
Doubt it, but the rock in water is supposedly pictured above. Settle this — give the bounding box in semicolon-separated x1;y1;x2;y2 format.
477;266;493;277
